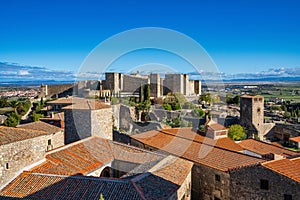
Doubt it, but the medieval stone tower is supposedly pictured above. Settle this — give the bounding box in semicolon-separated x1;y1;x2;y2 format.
240;95;264;138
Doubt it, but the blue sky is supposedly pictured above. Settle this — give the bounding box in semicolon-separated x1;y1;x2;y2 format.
0;0;300;80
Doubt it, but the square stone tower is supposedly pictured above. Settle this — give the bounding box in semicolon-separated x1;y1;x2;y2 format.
63;99;113;144
240;95;264;138
150;73;161;97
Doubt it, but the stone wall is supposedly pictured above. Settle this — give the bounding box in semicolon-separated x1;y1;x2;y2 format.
0;136;47;187
64;107;113;144
176;170;192;200
122;74;149;93
91;108;113;140
45;130;65;150
118;105;162;134
64;109;92;144
192;164;230;200
230;164;300;200
42;83;75;98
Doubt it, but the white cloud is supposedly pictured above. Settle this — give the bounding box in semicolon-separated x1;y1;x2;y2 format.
18;70;30;75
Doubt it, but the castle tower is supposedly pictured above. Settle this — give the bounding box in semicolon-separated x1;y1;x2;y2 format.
240;95;264;138
150;73;161;97
105;72;121;93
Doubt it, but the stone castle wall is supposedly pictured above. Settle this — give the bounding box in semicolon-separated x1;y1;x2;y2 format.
122;75;149;93
43;83;75;98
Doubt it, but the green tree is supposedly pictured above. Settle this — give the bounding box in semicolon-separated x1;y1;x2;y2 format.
32;112;44;122
139;84;144;103
0;98;9;108
228;124;247;141
163;103;172;111
199;93;212;104
191;108;205;118
10;100;20;114
144;84;150;102
4;112;21;127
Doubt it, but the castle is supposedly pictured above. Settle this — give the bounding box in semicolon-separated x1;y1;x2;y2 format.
40;72;201;99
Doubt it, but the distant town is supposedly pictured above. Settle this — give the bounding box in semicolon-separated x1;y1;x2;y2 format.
0;72;300;199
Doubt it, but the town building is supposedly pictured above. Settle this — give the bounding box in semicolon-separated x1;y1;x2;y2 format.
0;137;193;200
130;127;265;199
238;138;300;160
63;98;113;144
0;122;64;187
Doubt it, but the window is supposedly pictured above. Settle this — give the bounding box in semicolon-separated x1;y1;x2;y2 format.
5;163;9;169
48;139;52;146
257;108;261;112
284;194;292;200
214;197;221;200
260;179;269;190
215;174;221;182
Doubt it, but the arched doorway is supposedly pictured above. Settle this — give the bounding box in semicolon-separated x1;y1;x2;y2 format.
100;167;111;177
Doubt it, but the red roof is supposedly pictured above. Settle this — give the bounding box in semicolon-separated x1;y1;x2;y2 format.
263;157;300;183
0;126;49;145
290;136;300;143
17;121;62;134
238;139;299;157
31;137;165;176
132;128;264;172
0;137;193;199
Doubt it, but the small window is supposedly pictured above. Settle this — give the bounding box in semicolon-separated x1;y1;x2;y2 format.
284;194;292;200
214;197;221;200
48;139;52;146
254;98;258;102
257;108;261;112
215;174;221;182
260;179;269;190
259;98;263;102
5;163;9;169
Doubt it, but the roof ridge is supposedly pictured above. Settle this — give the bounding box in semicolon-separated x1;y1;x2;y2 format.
244;138;297;153
157;130;259;159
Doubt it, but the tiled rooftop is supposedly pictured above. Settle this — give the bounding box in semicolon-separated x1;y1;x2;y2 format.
18;121;62;134
0;172;142;200
132;128;264;172
263;157;300;183
63;99;111;110
0;137;193;199
31;137;164;176
46;97;74;104
289;136;300;143
240;94;264;99
238;139;300;157
0;126;48;145
205;119;227;131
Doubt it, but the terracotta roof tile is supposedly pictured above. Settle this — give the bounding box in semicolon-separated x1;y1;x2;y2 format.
263;157;300;183
63;99;111;110
290;136;300;143
31;137;114;175
132;128;264;172
0;126;48;145
0;172;142;200
46;97;74;104
1;137;193;199
18;121;62;134
238;139;300;157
